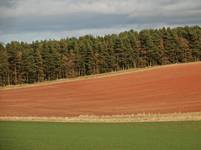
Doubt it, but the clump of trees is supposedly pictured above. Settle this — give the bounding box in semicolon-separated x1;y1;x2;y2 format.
0;26;201;86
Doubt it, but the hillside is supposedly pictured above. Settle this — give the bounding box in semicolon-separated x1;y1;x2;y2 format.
1;26;201;86
0;62;201;117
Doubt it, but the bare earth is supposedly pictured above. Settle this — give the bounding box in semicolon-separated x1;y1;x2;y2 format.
0;62;201;119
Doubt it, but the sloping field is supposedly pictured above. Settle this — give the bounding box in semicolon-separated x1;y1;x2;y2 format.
0;62;201;117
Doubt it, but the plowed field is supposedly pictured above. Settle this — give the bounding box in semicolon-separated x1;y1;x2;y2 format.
1;62;201;117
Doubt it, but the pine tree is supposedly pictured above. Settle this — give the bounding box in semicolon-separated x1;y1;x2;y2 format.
0;43;9;86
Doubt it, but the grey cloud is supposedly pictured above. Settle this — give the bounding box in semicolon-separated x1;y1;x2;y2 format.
0;0;201;43
0;0;16;8
0;13;130;34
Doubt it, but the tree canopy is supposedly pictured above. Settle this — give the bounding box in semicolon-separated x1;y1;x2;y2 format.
0;26;201;86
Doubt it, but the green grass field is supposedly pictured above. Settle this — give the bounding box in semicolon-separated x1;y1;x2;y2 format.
0;121;201;150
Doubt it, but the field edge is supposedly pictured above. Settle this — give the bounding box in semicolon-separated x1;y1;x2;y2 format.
2;61;201;90
1;112;201;123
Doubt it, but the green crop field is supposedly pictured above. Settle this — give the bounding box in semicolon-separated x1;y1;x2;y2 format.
0;121;201;150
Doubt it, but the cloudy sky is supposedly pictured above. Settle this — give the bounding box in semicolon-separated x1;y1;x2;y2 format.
0;0;201;43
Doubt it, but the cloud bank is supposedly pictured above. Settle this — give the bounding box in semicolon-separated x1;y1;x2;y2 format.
0;0;201;43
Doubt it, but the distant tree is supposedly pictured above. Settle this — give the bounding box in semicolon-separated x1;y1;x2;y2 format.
0;43;9;86
6;42;23;85
21;48;36;83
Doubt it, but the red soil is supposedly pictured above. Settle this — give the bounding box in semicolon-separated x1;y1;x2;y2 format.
0;63;201;117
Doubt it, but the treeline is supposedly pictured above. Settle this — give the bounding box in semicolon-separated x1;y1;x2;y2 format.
0;26;201;86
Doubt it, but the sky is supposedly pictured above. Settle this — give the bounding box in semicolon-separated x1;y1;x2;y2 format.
0;0;201;43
